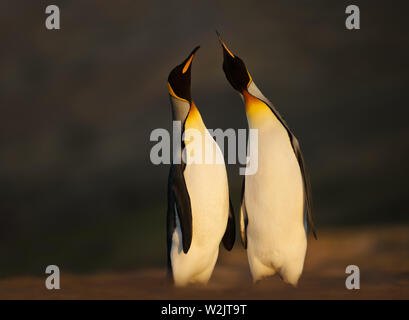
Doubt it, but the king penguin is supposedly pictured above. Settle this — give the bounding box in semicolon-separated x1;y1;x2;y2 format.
217;33;317;286
166;46;235;286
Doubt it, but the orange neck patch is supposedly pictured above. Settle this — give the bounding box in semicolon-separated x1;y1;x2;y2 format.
243;90;274;126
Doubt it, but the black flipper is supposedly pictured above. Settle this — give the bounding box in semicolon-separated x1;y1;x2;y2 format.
166;162;193;281
239;179;248;248
166;166;176;281
290;136;317;239
222;197;235;250
172;163;193;253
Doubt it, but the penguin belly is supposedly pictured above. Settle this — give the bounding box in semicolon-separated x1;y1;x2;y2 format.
170;132;229;286
245;122;307;286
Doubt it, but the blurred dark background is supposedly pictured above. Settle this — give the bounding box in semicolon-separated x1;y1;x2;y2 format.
0;0;408;277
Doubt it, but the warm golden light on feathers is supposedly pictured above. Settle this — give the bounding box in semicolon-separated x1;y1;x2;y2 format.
243;90;273;124
185;102;203;130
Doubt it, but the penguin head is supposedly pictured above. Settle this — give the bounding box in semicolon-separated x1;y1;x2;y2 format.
168;46;200;103
217;31;252;93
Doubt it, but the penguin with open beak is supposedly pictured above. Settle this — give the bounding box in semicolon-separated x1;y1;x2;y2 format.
217;32;316;286
166;46;235;286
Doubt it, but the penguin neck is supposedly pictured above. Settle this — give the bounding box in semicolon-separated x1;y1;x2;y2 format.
243;90;276;128
170;95;191;123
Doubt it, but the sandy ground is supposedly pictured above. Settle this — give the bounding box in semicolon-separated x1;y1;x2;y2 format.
1;226;408;300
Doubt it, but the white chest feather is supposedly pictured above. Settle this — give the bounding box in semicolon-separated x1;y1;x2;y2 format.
243;85;307;285
170;106;229;286
183;128;229;246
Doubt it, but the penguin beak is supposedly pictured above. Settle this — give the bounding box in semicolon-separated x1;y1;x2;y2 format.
216;31;235;59
181;46;200;74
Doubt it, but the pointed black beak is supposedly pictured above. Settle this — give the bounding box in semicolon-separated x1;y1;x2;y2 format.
216;30;235;60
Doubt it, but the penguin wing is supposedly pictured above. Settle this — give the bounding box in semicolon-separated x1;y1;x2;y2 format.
239;179;248;248
166;167;176;279
290;135;317;239
222;197;236;250
168;163;193;255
